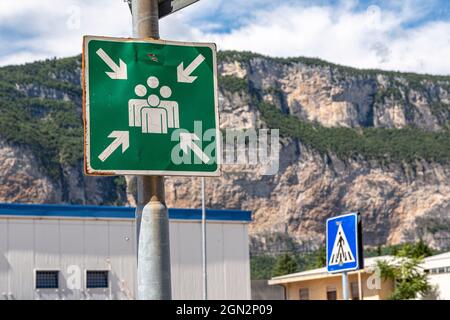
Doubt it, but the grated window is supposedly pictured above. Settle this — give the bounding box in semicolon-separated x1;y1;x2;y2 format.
86;270;109;288
36;271;59;289
299;288;309;300
350;282;360;300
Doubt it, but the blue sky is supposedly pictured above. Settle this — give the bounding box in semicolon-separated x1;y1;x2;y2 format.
0;0;449;74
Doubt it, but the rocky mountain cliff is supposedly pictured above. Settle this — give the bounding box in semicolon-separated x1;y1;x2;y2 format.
0;51;449;251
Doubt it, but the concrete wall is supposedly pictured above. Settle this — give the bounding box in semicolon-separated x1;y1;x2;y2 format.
0;216;250;300
283;272;394;300
251;280;285;300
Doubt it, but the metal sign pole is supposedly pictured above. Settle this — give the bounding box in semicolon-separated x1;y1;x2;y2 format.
342;271;349;300
132;0;172;300
201;177;207;300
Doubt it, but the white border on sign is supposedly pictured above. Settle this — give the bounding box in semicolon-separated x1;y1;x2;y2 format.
82;35;221;177
326;212;360;274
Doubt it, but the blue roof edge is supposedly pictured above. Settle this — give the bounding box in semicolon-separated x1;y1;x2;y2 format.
0;202;252;222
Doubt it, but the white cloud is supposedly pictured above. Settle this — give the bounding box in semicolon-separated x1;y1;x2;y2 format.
0;0;449;75
163;1;450;75
0;0;131;65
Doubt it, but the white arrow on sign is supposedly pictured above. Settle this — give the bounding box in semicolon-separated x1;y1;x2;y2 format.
180;132;210;163
98;131;129;162
177;54;205;83
96;48;128;80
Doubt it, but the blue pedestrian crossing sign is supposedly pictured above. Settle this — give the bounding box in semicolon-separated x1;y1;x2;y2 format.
326;212;363;273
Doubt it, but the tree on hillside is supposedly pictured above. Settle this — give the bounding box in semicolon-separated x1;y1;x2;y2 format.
250;255;277;280
398;239;434;259
311;246;326;269
365;240;435;258
272;253;299;277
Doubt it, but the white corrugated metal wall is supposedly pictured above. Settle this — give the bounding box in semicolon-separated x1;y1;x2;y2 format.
170;220;251;299
0;216;250;300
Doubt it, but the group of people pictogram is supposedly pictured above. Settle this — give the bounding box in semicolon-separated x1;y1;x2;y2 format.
128;76;180;134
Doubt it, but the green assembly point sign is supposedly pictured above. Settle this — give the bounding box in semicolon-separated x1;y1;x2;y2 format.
82;36;220;176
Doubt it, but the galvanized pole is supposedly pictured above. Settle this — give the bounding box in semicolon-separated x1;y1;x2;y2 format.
342;271;349;300
201;177;207;300
357;270;363;300
132;0;172;300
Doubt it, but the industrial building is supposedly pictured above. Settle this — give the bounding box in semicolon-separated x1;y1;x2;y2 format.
0;203;252;300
